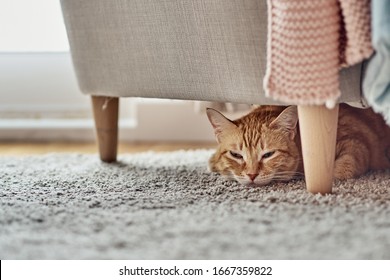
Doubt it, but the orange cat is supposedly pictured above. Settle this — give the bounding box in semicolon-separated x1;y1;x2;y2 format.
206;104;390;186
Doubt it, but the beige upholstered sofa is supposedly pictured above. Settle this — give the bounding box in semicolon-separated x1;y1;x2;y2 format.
60;0;364;194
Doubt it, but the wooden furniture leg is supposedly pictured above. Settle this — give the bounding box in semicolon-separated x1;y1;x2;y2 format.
297;105;339;194
91;96;119;163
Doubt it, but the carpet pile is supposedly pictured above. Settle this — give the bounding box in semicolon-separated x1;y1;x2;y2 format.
0;150;389;259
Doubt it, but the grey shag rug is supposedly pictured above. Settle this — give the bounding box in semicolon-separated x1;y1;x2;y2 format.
1;150;389;260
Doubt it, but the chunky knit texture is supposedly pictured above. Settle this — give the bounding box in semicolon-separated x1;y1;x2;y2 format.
339;0;373;66
264;0;373;106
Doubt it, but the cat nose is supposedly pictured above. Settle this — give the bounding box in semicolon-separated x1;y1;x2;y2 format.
247;173;258;181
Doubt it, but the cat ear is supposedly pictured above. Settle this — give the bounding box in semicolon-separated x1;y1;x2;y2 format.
206;108;238;143
270;106;298;139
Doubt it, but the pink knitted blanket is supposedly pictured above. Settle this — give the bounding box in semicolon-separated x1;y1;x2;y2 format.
264;0;373;107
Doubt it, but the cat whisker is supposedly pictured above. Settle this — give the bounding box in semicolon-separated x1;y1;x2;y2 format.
257;171;303;184
272;177;300;182
271;175;303;181
273;171;304;177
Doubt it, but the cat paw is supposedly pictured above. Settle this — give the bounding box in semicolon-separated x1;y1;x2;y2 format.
334;169;355;180
334;153;369;180
334;155;358;180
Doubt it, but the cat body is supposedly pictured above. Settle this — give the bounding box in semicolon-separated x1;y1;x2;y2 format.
207;104;390;186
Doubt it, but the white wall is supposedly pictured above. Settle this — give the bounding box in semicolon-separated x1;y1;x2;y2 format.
0;0;69;52
0;53;88;117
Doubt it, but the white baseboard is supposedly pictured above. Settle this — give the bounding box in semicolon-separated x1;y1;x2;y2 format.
0;101;216;142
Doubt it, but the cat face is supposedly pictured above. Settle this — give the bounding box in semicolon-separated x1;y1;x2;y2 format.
207;106;302;186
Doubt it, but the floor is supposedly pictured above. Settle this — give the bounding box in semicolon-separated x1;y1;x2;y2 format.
0;141;215;155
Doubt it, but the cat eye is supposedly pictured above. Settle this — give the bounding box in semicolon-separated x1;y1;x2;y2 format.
262;151;275;159
229;151;243;159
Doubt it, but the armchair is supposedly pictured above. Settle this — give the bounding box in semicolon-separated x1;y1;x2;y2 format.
60;0;363;194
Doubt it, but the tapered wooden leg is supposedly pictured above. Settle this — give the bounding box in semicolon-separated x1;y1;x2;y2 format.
297;105;339;194
91;96;119;163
